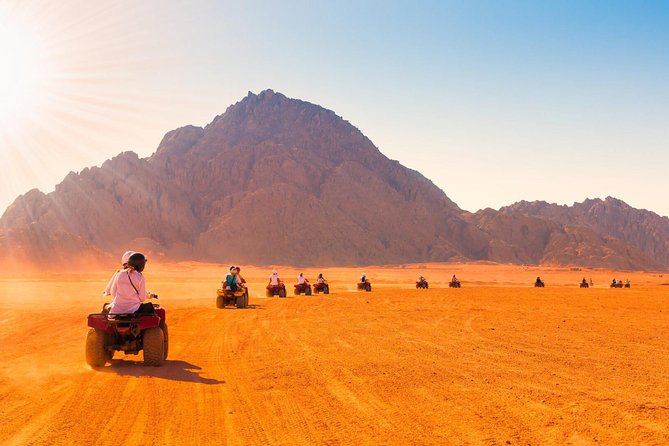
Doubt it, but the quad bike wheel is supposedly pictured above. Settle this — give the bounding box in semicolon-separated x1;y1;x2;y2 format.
162;323;169;360
216;295;225;309
323;286;329;295
143;327;165;366
279;289;287;298
265;289;272;297
365;283;372;292
305;287;312;296
293;287;300;296
86;329;108;368
236;292;248;309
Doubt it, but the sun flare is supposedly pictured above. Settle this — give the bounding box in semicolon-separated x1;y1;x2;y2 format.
0;17;52;131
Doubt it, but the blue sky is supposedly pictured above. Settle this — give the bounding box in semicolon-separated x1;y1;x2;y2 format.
1;0;667;215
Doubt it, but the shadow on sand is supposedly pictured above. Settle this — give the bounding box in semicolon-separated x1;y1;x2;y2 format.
101;359;224;385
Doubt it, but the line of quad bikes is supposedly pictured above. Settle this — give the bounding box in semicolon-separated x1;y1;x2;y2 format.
85;275;629;369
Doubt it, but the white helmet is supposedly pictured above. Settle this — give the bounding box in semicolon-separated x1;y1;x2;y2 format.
121;251;135;265
272;269;278;274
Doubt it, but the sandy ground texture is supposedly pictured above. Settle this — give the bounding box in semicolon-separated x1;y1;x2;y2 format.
0;263;668;445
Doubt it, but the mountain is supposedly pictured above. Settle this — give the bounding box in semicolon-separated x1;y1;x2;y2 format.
0;90;666;271
496;198;669;269
467;206;663;271
0;90;490;268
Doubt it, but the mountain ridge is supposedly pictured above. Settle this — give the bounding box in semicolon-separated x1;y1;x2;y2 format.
1;90;667;271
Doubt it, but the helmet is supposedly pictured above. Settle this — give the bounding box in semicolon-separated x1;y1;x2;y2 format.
127;252;147;272
318;273;323;278
272;269;277;274
121;251;135;265
236;267;241;272
229;265;236;272
299;272;303;276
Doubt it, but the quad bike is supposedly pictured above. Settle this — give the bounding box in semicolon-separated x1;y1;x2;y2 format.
293;283;312;296
580;282;589;288
266;283;287;298
534;281;545;288
624;283;631;289
357;282;372;292
449;281;462;288
86;301;168;368
610;283;623;289
216;286;248;309
416;281;429;289
313;282;330;294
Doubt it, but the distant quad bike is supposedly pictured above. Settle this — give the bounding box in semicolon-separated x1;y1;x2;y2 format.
449;281;461;288
534;281;545;288
357;282;372;292
610;282;623;289
624;283;631;289
293;283;312;296
580;282;589;288
313;282;330;294
216;287;248;309
86;302;168;368
266;283;287;298
416;281;429;289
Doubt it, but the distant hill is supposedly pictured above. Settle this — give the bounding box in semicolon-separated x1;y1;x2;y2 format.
0;90;666;270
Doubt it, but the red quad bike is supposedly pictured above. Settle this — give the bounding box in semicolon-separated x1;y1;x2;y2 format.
266;283;287;298
449;281;462;288
580;282;589;288
416;281;429;289
610;282;623;289
313;282;330;294
86;301;168;368
357;282;372;292
216;287;249;309
294;283;312;296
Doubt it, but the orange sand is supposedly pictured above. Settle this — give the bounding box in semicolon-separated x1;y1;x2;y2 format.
0;263;667;445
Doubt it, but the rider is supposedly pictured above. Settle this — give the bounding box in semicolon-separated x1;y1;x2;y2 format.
268;269;282;287
625;278;631;286
224;266;240;291
297;272;309;286
108;252;156;314
535;276;543;286
451;274;459;284
418;275;427;284
360;272;368;283
581;277;588;286
235;267;246;284
104;250;134;297
316;273;327;285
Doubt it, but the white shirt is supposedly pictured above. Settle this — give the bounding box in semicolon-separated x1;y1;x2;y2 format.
298;275;306;284
104;269;123;296
109;269;150;314
270;274;280;286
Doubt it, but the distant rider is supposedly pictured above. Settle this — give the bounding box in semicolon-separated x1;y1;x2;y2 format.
360;273;369;284
451;275;459;285
268;269;282;287
108;252;156;314
316;273;327;285
298;273;309;285
224;266;241;292
235;267;246;284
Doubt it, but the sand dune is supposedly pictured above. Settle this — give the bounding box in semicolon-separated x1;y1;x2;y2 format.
0;263;668;445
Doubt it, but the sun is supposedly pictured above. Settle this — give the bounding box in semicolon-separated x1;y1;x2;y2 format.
0;15;52;131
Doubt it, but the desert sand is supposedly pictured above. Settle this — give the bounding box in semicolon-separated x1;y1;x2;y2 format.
0;263;668;445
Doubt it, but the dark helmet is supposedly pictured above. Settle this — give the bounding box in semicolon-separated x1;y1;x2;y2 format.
127;252;147;272
318;273;323;278
236;267;241;272
229;265;236;272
